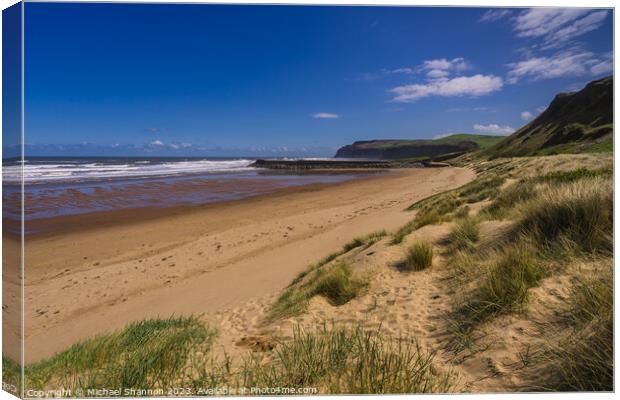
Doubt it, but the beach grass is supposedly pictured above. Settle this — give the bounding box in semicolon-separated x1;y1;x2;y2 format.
237;325;453;394
482;167;612;220
447;217;480;252
512;177;612;255
2;355;21;396
448;244;547;348
445;162;613;359
541;268;613;391
20;320;452;395
342;230;388;252
273;230;388;320
20;154;614;394
399;242;433;272
21;316;216;393
290;230;386;286
268;262;368;321
392;174;505;244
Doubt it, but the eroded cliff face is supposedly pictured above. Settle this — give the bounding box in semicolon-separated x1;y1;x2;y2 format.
335;140;478;160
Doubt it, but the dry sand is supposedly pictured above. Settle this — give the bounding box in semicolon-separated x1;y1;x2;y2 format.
17;166;474;363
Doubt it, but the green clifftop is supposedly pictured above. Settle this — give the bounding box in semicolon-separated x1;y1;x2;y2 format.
487;75;613;157
335;134;504;160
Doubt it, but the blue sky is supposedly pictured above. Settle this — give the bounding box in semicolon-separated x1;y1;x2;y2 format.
17;4;614;156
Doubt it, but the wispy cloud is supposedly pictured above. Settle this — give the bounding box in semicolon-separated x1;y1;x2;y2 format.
391;67;415;74
513;8;609;49
520;111;533;121
423;57;470;72
421;57;471;81
168;142;194;150
479;9;512;23
390;74;503;102
589;51;613;75
473;123;515;136
507;48;612;83
312;112;340;119
447;106;491;112
357;57;469;82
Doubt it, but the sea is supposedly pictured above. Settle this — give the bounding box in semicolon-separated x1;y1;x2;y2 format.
2;157;373;229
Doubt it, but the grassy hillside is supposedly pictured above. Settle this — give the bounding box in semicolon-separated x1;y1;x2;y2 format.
433;134;505;150
487;76;613;158
335;134;504;160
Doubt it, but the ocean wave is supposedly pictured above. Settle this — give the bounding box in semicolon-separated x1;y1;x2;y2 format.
3;159;256;184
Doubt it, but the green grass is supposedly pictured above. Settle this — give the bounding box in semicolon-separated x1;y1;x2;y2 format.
542;267;613;391
534;167;612;184
482;167;612;220
342;230;387;252
2;355;21;397
356;133;502;152
391;211;443;245
448;244;547;350
447;250;478;285
482;180;538;220
276;231;388;320
392;174;504;245
513;177;612;254
268;262;368;321
434;134;504;150
447;217;480;252
22;316;216;393
447;169;613;356
477;245;547;314
585;136;613;153
313;263;368;305
291;230;386;286
452;205;470;219
238;325;453;394
406;174;505;213
400;242;433;272
16;319;453;395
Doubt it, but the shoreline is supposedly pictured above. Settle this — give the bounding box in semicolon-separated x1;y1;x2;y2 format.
17;166;475;363
13;169;391;238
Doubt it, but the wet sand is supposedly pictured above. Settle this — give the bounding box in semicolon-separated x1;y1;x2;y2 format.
17;167;474;363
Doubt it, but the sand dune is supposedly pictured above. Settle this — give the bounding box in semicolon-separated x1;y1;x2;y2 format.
22;167;474;363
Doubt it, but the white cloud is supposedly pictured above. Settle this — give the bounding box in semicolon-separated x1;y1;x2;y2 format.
169;142;194;150
423;57;470;73
513;9;609;48
150;139;164;146
391;67;415;74
447;106;490;112
520;111;533;121
473;123;515;136
433;132;458;139
536;106;547;113
507;49;612;83
479;9;512;23
312;112;340;119
390;74;503;102
589;51;613;75
360;57;471;83
426;69;450;79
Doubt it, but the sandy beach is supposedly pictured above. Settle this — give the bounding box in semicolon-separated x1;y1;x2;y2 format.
17;166;474;363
